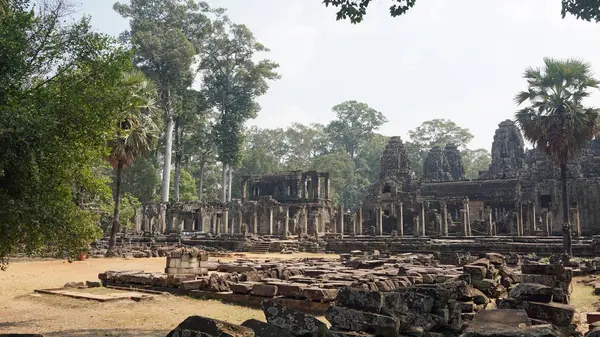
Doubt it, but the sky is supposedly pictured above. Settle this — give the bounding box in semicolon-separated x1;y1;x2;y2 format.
76;0;600;151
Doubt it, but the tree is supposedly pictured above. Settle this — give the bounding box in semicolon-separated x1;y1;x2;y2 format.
169;168;198;202
106;71;160;256
326;101;388;161
323;0;600;23
0;0;135;267
462;148;492;179
119;155;161;204
114;0;212;205
284;123;328;170
200;16;280;202
407;119;474;177
514;57;600;257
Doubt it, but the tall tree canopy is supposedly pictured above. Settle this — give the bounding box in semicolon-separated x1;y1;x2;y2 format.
515;57;600;256
0;0;135;266
199;16;280;202
322;0;600;23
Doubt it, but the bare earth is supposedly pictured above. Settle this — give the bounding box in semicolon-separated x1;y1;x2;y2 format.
0;253;597;336
0;253;333;337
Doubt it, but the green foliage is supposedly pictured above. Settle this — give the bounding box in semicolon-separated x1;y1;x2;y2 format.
407;119;474;177
311;152;360;207
326;101;388;160
323;0;600;24
200;16;280;169
100;193;141;231
462;148;492;179
284;123;329;170
119;156;161;204
170;169;198;202
514;58;600;166
0;0;134;262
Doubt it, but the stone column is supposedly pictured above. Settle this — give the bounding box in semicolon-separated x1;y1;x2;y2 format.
314;175;320;200
158;204;167;234
442;202;448;237
338;205;344;236
215;215;220;234
283;206;290;238
237;211;243;234
268;207;273;235
465;200;471;236
531;203;536;234
420;202;426;237
223;209;229;234
357;208;363;235
414;215;421;237
325;176;331;200
350;214;356;237
518;204;524;236
461;209;467;236
241;179;248;201
252;210;257;234
198;210;205;232
487;208;493;236
576;208;581;237
397;203;404;236
544;211;550;236
376;208;383;235
302;207;308;234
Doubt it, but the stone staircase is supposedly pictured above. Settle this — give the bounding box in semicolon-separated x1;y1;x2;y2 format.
249;242;272;253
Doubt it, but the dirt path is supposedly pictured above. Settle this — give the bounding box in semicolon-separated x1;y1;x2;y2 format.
0;253;334;337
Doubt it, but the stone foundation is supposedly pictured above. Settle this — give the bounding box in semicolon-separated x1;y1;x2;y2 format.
165;247;208;275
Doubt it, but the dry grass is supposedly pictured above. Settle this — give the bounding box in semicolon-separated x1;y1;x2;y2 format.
0;253;333;337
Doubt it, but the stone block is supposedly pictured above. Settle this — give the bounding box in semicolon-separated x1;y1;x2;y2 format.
241;319;294;337
588;312;600;325
460;301;476;313
64;281;85;288
587;327;600;337
86;281;101;288
274;283;306;298
461;322;562;337
230;282;254;295
471;258;491;268
471;309;531;327
326;330;375;337
464;265;487;280
180;279;204;291
165;315;254;337
381;291;435;315
523;301;576;326
521;264;565;278
485;253;506;266
325;306;400;337
336;287;383;313
509;283;553;303
302;288;338;302
521;274;557;288
251;284;278;298
262;299;328;337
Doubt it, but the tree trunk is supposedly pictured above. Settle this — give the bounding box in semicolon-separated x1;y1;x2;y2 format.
174;116;182;202
561;163;573;256
221;162;228;202
227;166;233;202
161;89;174;203
107;161;123;257
198;161;205;201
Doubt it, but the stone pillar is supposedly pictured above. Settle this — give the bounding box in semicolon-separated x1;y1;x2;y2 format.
302;207;308;234
338;205;344;236
531;203;536;234
252;210;257;234
576;208;581;237
465;200;471;236
420;202;426;237
158;204;167;234
518;204;524;236
215;215;220;234
237;211;243;234
350;214;356;237
397;203;404;236
223;209;229;234
544;211;550;236
357;208;363;235
414;215;421;237
283;207;290;238
376;208;383;235
487;208;493;236
268;207;273;235
442;202;448;236
241;180;248;201
314;175;320;200
461;209;467;236
325;176;331;200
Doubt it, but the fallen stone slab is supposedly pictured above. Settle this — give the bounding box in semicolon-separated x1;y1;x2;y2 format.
325;306;400;337
336;287;383;313
471;309;532;327
165;315;254;337
251;284;278;298
276;283;306;299
326;330;375;337
521;264;565;277
523;301;576;326
241;319;294;337
463;265;487;280
485;253;505;266
230;283;255;295
461;322;562;337
509;283;553;303
261;299;328;337
521;274;557;288
302;288;338;302
381;291;435;315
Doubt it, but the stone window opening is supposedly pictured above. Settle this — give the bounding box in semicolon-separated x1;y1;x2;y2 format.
384;209;390;216
540;194;551;209
382;184;391;193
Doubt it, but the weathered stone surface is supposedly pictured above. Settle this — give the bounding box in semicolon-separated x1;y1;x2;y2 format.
326;330;375;337
86;280;101;288
277;283;306;299
165;315;254;337
336;287;383;313
520;274;557;288
484;253;505;266
463;265;487;280
64;281;85;288
509;283;553;303
325;306;400;337
586;327;600;337
472;309;531;327
461;322;562;337
523;301;576;326
261;299;328;337
381;291;435;315
251;284;278;298
241;319;294;337
230;282;254;295
302;288;338;302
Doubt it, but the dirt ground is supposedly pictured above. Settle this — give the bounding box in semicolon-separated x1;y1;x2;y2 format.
0;254;598;337
0;253;334;337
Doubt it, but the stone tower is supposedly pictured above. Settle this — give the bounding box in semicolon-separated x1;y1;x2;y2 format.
444;143;465;180
422;146;452;182
480;120;525;179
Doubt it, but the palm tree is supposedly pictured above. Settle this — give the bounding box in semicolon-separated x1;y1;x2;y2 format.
515;57;600;257
106;71;160;257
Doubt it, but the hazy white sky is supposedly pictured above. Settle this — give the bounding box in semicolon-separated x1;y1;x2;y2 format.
78;0;600;151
